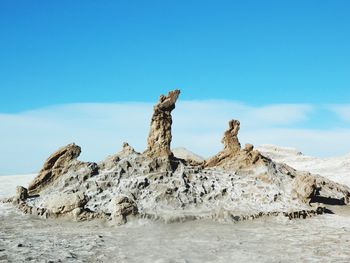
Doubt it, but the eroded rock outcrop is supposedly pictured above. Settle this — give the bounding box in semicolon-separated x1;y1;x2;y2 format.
110;196;138;225
9;89;350;225
41;192;88;215
221;119;241;153
15;186;28;201
28;144;82;194
292;174;317;203
206;119;263;169
28;144;99;195
144;89;180;158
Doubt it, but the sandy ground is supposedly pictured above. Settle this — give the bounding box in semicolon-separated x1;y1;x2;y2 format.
1;175;350;262
1;202;350;263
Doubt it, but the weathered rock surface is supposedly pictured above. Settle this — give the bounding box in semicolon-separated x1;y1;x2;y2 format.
110;196;138;225
292;174;317;203
28;143;82;194
15;186;28;201
12;89;350;225
144;89;180;158
40;192;88;215
221;119;241;153
206;120;264;169
99;142;138;170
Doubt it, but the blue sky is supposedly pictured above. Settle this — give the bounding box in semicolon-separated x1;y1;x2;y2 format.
1;0;349;111
0;1;350;174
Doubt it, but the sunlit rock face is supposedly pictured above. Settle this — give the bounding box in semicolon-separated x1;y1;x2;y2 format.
28;143;82;194
205;119;264;169
27;143;98;195
144;89;180;158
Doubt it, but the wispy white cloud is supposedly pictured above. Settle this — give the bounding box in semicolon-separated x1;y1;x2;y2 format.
0;101;348;175
329;104;350;122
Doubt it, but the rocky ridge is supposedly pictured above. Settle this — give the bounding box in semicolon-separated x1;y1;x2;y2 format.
257;144;350;188
4;90;350;225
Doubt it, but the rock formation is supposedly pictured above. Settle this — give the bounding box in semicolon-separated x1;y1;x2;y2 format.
144;89;180;158
28;144;81;194
206;119;263;168
10;89;350;225
222;119;241;153
41;191;88;215
28;143;98;195
292;174;317;203
110;196;138;225
15;186;28;201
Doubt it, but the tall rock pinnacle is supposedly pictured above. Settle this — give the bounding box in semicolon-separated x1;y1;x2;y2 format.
206;119;242;167
222;120;241;153
144;89;180;158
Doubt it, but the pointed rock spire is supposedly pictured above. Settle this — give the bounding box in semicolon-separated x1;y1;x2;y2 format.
221;119;241;153
206;119;241;167
144;90;180;158
206;119;263;168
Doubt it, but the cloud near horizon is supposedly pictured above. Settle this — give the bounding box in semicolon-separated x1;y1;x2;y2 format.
329;104;350;122
0;101;349;175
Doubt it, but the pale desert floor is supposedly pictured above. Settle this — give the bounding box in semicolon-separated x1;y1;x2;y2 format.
1;175;350;263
